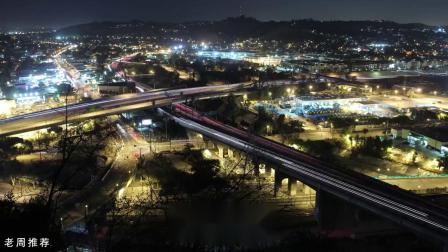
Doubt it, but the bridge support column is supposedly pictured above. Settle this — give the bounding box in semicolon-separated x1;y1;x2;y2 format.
264;166;272;177
315;189;359;230
253;161;260;177
217;145;225;159
274;170;287;197
228;148;234;159
288;178;298;196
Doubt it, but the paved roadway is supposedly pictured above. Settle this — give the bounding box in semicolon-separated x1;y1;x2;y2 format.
60;121;139;228
0;83;251;136
166;105;448;245
110;55;156;92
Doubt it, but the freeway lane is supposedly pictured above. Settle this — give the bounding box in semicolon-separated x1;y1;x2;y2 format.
168;106;448;244
173;104;448;216
0;83;251;136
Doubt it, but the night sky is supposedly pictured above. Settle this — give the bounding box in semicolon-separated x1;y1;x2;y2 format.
2;0;448;30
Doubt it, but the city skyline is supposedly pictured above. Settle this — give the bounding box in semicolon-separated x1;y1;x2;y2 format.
1;1;448;250
2;0;448;30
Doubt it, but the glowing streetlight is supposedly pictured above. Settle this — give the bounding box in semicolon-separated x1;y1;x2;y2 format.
84;204;88;218
394;90;398;94
266;125;271;135
416;88;422;93
327;83;331;87
433;91;438;95
308;85;313;90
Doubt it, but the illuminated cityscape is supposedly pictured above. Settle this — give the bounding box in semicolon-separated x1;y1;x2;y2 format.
1;1;448;251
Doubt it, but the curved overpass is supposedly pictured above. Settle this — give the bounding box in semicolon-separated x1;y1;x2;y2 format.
0;83;251;136
169;104;448;246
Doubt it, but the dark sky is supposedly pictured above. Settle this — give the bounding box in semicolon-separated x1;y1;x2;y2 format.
2;0;448;30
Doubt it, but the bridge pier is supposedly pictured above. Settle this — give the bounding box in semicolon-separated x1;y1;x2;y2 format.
274;170;287;197
288;178;298;196
315;189;360;230
228;148;234;159
264;166;272;177
217;145;225;159
253;160;260;176
216;145;238;160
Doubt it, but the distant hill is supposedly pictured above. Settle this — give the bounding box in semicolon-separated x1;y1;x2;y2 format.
57;16;440;42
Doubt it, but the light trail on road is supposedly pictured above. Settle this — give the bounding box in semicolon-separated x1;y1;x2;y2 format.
163;106;448;244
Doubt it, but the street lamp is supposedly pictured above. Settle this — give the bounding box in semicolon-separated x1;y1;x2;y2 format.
308;85;313;91
266;125;270;135
60;217;63;230
84;204;88;219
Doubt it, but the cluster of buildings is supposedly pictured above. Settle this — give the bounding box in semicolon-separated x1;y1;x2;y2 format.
8;59;69;106
16;61;64;87
393;128;448;155
278;94;396;119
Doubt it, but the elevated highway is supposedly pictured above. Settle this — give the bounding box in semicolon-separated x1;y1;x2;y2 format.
168;104;448;245
0;83;251;136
